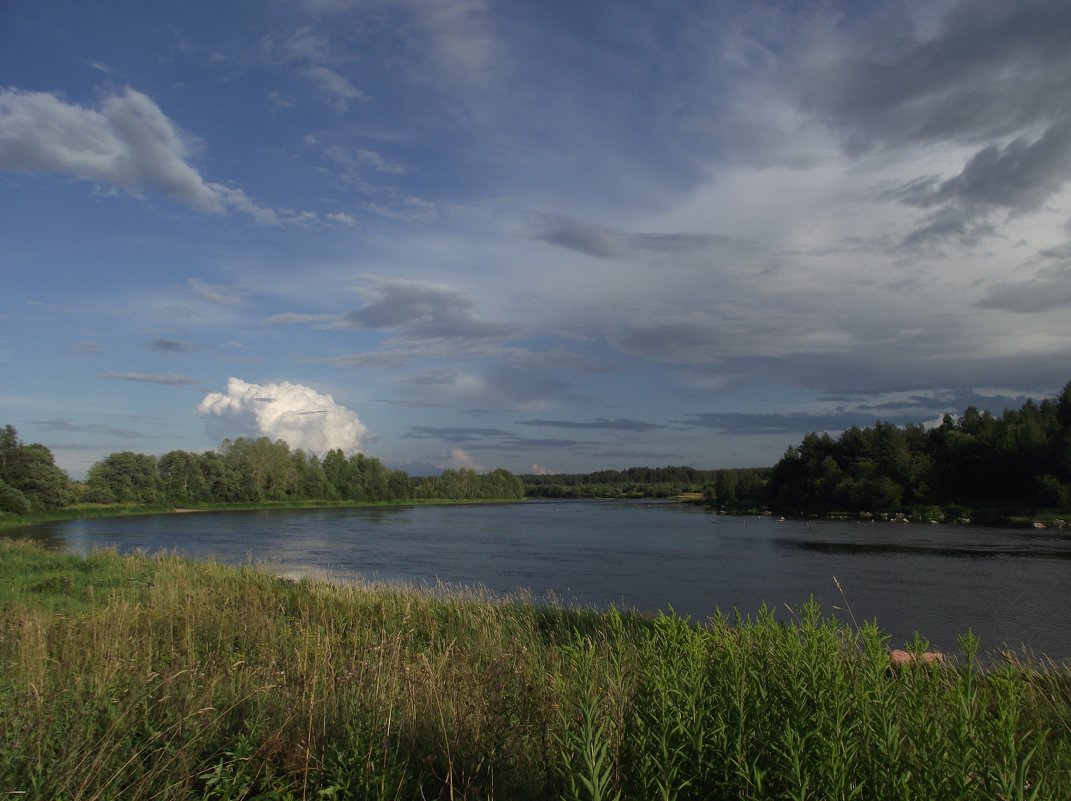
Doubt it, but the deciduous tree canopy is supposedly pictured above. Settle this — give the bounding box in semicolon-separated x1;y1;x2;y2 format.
76;437;525;506
0;425;71;512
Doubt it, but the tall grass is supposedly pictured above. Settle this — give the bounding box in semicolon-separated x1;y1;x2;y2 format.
1;538;1069;799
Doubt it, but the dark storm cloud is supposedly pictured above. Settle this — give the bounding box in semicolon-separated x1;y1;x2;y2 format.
344;278;516;341
515;417;667;432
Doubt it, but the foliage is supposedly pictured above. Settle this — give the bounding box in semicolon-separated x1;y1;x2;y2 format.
2;538;1070;800
0;425;525;517
84;451;163;504
766;381;1071;515
0;424;71;511
524;465;770;501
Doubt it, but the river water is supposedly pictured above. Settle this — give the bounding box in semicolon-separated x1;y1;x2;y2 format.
15;500;1071;659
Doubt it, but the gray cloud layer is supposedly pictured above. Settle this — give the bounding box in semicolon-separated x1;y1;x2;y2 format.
345;278;516;342
150;338;201;353
790;0;1071;152
101;371;194;385
977;264;1071;313
678;411;934;436
786;1;1071;247
534;215;738;259
515;418;667;432
30;419;144;439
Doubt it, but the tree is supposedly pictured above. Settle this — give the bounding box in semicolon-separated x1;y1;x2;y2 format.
714;469;738;502
85;452;161;504
0;427;71;510
158;450;209;503
0;478;31;514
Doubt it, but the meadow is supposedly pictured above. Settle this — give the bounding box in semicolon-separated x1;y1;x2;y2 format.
1;538;1069;800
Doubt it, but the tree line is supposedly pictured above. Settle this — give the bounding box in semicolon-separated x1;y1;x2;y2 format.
523;381;1071;517
764;381;1071;515
0;427;525;515
522;465;770;501
7;380;1071;518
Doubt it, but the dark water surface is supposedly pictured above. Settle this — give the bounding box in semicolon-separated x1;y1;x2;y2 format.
16;500;1071;658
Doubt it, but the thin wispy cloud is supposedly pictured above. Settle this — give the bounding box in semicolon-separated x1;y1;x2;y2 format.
516;418;667;432
101;372;195;385
30;419;143;438
188;278;246;306
150;338;202;353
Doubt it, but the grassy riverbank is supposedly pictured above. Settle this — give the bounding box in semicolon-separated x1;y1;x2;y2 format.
2;540;1069;800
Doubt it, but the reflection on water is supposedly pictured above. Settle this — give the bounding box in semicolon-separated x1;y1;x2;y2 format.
11;500;1071;659
775;538;1071;560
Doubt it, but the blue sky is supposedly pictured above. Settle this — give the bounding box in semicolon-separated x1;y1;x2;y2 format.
3;0;1071;479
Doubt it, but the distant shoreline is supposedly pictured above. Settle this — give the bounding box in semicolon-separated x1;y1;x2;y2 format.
0;497;527;532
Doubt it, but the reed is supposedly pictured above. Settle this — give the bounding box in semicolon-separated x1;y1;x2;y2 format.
1;538;1068;800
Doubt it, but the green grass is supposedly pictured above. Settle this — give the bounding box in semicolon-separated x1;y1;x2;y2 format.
1;538;1069;800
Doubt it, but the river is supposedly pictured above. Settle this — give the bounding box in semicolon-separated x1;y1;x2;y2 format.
15;500;1071;659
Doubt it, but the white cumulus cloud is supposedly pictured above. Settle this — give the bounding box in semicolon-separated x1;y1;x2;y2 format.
197;377;368;454
0;86;313;224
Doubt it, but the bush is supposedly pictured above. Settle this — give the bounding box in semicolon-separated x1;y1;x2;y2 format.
0;479;31;514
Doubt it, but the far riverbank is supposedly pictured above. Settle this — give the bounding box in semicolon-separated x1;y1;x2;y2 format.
0;496;527;533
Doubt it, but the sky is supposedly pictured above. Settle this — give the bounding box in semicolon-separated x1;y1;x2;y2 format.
2;0;1071;479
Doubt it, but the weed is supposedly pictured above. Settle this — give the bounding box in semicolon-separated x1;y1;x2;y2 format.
0;539;1068;799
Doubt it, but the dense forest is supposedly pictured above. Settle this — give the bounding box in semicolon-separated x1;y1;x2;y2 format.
0;426;524;516
522;465;770;501
524;382;1071;519
764;381;1071;516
